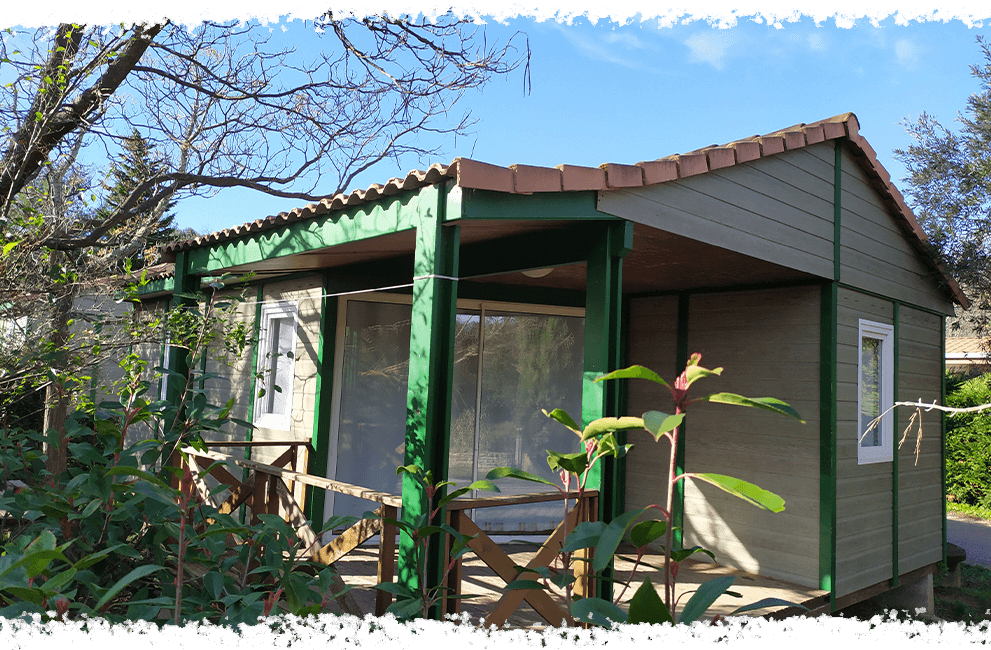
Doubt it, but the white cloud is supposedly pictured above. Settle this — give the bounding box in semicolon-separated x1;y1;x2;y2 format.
552;22;649;68
894;37;922;69
602;31;647;49
806;32;828;52
683;29;739;70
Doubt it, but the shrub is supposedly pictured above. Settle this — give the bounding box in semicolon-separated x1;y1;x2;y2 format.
945;372;991;507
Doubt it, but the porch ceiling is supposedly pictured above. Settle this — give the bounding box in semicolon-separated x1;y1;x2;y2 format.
220;219;820;295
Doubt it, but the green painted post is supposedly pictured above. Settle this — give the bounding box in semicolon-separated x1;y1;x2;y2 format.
307;272;338;527
891;301;900;587
399;183;460;618
582;219;633;602
164;251;199;430
941;317;947;564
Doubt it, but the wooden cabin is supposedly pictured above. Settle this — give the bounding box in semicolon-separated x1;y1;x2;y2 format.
141;112;966;616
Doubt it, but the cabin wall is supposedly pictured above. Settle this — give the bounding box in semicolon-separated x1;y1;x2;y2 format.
834;289;944;598
838;148;955;316
625;286;821;588
624;294;678;523
596;144;836;279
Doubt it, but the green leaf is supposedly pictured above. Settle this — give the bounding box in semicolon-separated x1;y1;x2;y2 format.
641;411;685;441
203;571;224;600
595;365;669;388
729;597;807;616
542;408;581;433
571;597;626;627
629;520;667;548
678;575;736;624
374;582;416;600
1;241;17;258
699;393;805;423
93;564;163;612
594;509;644;572
581;416;645;441
504;579;546;591
670;546;715;562
688;473;785;513
546;450;588;476
485;467;558;488
682;364;722;388
627;576;673;625
560;521;607;553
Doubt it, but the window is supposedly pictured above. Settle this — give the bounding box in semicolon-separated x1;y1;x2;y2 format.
254;301;298;431
858;319;894;465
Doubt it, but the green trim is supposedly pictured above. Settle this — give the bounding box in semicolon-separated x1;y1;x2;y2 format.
137;276;175;296
457;282;586;308
307;272;338;527
581;220;632;602
673;293;689;552
459;221;612;280
837;283;954;319
891;301;900;587
164;252;198;425
834;140;843;283
238;284;264;524
399;183;460;617
185;185;442;275
819;282;839;609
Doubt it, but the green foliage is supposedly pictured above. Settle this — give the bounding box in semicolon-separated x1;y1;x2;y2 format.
366;464;497;620
0;288;338;625
895;37;991;326
488;355;805;627
945;373;991;507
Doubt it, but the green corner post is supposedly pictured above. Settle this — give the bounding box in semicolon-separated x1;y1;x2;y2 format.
164;251;200;433
307;272;337;527
673;293;690;552
582;219;633;602
399;182;460;618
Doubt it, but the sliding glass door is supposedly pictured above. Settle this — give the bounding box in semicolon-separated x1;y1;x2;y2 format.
326;296;584;533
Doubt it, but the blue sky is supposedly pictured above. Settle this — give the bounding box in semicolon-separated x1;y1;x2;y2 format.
7;7;991;235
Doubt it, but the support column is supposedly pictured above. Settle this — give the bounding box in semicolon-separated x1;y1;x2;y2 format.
582;220;633;602
399;183;460;616
307;272;337;526
164;251;199;438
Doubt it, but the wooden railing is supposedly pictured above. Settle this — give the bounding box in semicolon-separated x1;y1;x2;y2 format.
170;445;598;627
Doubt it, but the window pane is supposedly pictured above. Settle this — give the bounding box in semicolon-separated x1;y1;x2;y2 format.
475;312;584;532
449;312;480;488
860;336;882;448
334;301;411;518
265;316;295;416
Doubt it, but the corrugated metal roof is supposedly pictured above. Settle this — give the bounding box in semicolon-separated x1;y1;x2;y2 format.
160;112;967;307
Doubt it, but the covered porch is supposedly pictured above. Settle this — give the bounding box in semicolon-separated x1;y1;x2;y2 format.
158;171;826;619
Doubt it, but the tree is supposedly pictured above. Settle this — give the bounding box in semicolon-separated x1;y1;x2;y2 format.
96;129;183;270
0;16;529;472
895;36;991;336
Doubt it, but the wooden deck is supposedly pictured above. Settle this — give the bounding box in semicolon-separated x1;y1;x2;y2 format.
324;540;829;627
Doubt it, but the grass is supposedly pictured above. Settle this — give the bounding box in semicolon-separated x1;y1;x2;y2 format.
934;563;991;623
947;500;991;522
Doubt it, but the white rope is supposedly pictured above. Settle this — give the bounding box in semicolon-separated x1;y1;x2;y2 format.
189;273;461;308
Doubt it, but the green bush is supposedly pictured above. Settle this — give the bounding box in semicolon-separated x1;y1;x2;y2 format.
0;286;350;624
945;372;991;507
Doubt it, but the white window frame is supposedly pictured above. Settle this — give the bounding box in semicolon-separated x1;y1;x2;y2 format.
857;319;894;465
253;300;299;431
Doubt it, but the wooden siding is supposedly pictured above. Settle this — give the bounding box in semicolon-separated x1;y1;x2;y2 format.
838;147;954;316
624;287;821;588
682;287;821;588
624;295;678;522
597;144;836;279
896;306;943;575
835;288;895;596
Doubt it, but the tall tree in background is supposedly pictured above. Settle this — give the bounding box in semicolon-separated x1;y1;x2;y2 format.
96;129;183;270
0;17;528;472
896;36;991;336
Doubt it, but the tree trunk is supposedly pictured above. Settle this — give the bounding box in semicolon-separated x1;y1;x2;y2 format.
43;255;75;476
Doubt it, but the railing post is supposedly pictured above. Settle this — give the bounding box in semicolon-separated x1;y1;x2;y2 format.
252;471;268;525
444;509;465;618
376;505;398;616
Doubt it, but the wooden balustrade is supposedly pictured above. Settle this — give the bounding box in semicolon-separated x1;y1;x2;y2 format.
169;445;598;626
